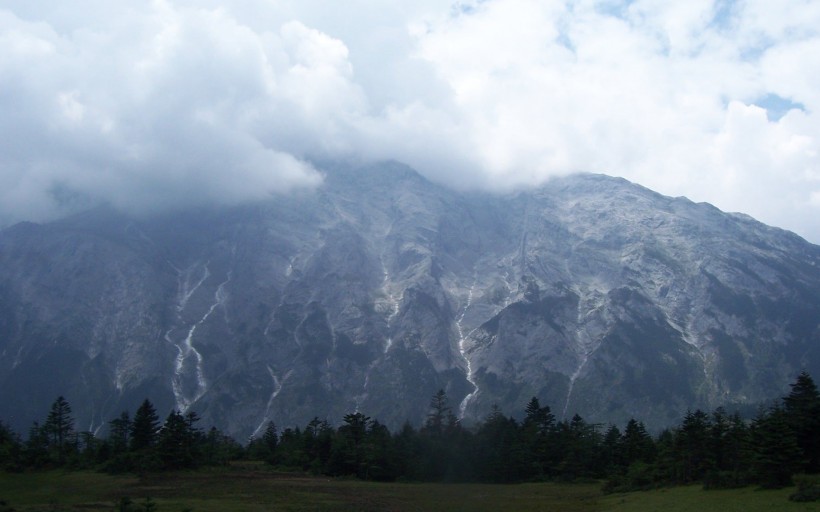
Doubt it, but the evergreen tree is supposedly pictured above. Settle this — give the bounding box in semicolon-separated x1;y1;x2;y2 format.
707;407;730;470
184;411;203;461
418;390;469;481
601;425;623;471
7;375;815;483
108;412;131;454
601;419;656;494
261;421;278;464
424;389;457;436
130;399;160;451
554;414;602;481
202;426;243;466
0;420;22;471
783;371;820;473
523;397;555;434
328;412;371;477
675;409;713;483
393;422;424;480
158;411;196;469
652;428;679;483
277;427;308;468
703;409;752;488
361;419;398;481
521;397;557;478
724;411;751;475
751;405;802;488
23;421;50;468
44;396;74;465
302;418;333;473
76;431;101;467
475;406;529;482
621;418;655;465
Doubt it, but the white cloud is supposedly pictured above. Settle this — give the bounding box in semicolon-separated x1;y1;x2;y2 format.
1;1;819;243
395;0;820;241
0;3;327;222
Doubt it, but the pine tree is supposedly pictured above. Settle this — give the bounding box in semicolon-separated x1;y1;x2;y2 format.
721;411;752;486
328;414;373;477
418;390;470;481
751;405;802;488
108;412;131;454
130;399;160;451
524;397;543;423
601;425;623;470
44;396;74;465
0;420;22;471
651;429;678;483
362;419;398;481
554;414;602;481
24;421;50;468
783;371;820;473
621;418;654;465
675;409;713;483
277;427;307;469
303;418;334;473
475;406;529;482
424;389;454;436
262;421;278;464
521;397;556;478
203;426;241;466
108;411;131;454
523;397;555;435
158;411;195;469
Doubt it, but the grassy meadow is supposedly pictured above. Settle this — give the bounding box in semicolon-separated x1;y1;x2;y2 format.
0;464;818;512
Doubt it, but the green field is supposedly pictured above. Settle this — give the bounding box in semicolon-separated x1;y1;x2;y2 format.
0;464;818;512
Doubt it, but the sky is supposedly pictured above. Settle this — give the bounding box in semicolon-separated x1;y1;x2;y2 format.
1;0;819;242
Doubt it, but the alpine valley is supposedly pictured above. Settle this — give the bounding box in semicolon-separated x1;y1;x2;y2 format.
1;161;819;439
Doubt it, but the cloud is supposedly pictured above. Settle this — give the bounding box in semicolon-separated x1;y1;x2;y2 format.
393;0;820;240
1;1;819;243
0;3;329;222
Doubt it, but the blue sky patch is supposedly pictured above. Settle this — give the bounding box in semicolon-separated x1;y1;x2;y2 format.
755;93;806;122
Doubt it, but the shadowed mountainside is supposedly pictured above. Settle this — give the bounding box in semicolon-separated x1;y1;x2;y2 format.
1;161;819;437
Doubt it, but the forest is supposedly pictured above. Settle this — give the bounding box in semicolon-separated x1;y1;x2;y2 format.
0;372;818;501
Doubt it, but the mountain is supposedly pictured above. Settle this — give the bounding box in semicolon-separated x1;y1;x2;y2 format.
1;161;819;437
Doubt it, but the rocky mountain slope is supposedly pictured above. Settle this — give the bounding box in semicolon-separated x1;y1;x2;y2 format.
1;161;819;437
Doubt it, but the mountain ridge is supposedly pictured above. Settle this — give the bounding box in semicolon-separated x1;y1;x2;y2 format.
1;162;819;437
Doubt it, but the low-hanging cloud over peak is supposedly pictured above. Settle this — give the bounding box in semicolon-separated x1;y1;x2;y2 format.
1;1;820;243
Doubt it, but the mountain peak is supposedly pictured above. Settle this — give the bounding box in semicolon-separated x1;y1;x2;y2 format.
1;162;819;436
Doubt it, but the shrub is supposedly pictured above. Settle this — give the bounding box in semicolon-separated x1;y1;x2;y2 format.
789;474;820;502
602;462;656;493
703;470;750;490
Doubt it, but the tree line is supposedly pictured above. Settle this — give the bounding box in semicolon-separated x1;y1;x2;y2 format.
0;398;242;473
0;372;818;493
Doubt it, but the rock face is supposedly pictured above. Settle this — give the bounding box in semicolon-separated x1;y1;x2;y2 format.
1;161;819;437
